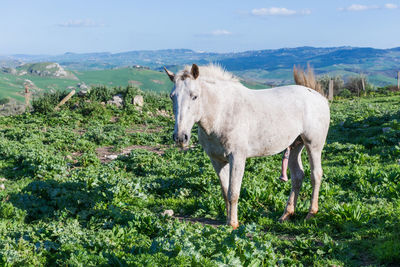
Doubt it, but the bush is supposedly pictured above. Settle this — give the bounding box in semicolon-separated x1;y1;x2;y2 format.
0;98;25;116
88;86;116;102
0;98;10;105
344;76;373;95
337;88;352;98
376;85;400;94
318;75;344;96
122;86;142;106
31;91;70;114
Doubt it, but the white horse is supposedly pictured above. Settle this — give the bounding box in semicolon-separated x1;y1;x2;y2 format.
164;64;330;229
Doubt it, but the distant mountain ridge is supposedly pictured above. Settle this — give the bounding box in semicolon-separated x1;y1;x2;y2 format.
2;46;400;85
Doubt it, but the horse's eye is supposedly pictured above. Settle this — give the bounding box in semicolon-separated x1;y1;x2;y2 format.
192;96;198;100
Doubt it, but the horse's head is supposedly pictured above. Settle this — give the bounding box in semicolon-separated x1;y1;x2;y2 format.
164;64;202;148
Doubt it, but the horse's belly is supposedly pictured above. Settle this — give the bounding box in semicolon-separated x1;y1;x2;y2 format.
246;123;302;158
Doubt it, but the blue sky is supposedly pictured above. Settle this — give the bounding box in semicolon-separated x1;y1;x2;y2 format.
1;0;399;54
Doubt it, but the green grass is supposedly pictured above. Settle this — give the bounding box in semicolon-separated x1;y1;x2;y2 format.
0;88;399;266
74;68;171;93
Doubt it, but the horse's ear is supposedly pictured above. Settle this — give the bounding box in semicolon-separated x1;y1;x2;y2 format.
191;64;199;80
164;67;175;82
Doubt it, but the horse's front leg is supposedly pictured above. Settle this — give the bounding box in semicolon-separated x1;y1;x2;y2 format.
228;153;246;229
210;159;230;220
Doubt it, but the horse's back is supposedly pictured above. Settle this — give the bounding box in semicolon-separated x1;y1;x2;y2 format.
242;85;330;156
264;85;330;146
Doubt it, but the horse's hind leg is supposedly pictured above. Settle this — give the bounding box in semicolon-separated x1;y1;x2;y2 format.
279;140;305;222
304;144;323;220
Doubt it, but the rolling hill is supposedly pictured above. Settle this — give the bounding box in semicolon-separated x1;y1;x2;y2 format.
0;67;172;101
0;65;268;102
3;46;400;86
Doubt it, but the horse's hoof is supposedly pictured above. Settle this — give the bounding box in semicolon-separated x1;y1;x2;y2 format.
279;212;293;222
279;175;288;182
305;212;316;220
230;222;239;229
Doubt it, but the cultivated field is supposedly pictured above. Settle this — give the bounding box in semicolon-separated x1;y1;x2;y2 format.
0;88;399;266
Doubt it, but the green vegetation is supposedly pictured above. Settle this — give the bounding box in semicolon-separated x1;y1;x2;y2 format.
0;86;399;266
0;67;172;103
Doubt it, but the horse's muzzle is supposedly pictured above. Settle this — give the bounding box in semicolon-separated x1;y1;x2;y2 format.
173;132;189;147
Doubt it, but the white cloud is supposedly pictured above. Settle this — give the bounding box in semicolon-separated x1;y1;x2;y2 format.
339;4;383;11
384;3;398;9
251;7;311;17
195;30;232;38
58;19;105;28
211;29;232;36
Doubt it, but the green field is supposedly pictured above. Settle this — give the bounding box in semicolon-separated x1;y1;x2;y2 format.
73;68;171;93
0;68;172;102
0;88;399;265
0;68;270;103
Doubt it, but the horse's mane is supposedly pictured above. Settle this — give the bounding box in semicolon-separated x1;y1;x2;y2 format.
178;64;239;83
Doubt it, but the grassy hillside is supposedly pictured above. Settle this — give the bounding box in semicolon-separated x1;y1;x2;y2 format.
0;68;172;102
0;67;268;103
73;68;171;92
0;89;399;265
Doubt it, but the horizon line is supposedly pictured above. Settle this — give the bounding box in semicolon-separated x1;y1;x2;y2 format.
2;45;400;57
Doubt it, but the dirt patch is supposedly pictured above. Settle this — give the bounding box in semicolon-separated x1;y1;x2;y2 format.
128;80;142;86
175;216;224;228
155;109;171;118
152;79;165;85
73;128;86;136
109;116;118;123
96;145;165;163
66;152;82;164
126;125;164;134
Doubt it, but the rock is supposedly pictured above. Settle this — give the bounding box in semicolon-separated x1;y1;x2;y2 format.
156;109;170;118
107;95;123;107
161;209;174;217
1;67;17;75
0;178;6;182
133;95;144;107
78;90;89;97
105;155;118;160
0;184;4;190
382;127;392;133
77;83;88;90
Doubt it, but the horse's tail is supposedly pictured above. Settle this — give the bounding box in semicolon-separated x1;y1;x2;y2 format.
293;64;325;97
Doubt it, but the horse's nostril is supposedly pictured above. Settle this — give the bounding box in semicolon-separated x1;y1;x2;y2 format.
183;134;188;142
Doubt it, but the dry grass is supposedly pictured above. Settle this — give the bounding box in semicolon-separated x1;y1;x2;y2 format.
293;64;325;96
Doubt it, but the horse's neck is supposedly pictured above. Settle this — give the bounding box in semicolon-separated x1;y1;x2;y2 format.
198;81;242;135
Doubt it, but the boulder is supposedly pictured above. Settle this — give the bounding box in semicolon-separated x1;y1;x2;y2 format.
161;209;174;217
133;95;144;107
107;95;123;107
